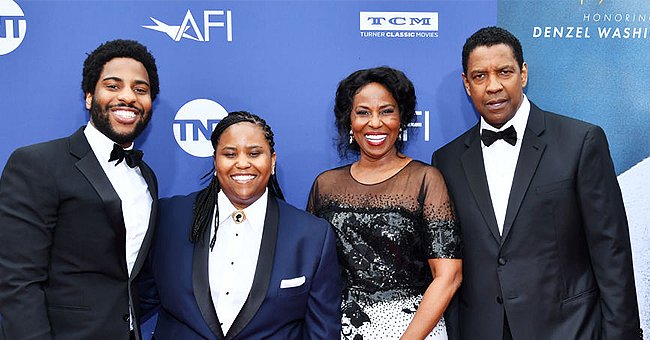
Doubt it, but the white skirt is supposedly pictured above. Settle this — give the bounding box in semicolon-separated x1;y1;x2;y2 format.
341;294;447;339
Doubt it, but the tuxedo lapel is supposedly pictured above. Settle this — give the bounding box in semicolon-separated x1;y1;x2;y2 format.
70;128;127;267
192;223;225;339
460;125;501;243
129;162;158;280
501;105;547;242
226;195;279;340
139;163;158;203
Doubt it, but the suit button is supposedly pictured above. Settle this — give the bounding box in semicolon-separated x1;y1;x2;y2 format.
496;296;503;304
498;258;507;265
123;314;130;322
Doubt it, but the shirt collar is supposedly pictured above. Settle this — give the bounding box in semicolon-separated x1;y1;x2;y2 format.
480;94;530;140
217;188;268;232
84;122;134;164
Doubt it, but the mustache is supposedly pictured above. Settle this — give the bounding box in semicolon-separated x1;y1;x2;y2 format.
107;103;145;115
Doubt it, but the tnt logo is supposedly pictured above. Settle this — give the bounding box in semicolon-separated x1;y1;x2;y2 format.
143;9;232;42
173;99;228;157
360;12;438;31
0;0;26;56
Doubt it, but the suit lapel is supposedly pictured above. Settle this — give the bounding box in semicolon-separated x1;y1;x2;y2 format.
70;128;127;268
501;104;547;242
192;218;225;339
129;162;158;280
460;125;501;243
226;195;279;339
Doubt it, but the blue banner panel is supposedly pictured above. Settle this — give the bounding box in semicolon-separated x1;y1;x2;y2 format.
1;0;496;207
1;2;496;336
498;0;650;175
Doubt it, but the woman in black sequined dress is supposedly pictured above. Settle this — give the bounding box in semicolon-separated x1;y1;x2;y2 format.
308;67;462;339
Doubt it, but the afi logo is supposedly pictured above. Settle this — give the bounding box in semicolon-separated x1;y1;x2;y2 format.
360;12;438;31
0;0;27;56
405;110;430;142
173;99;228;157
143;9;232;42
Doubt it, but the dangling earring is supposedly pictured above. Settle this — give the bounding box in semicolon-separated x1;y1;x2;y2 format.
398;127;403;141
349;130;354;145
272;167;275;175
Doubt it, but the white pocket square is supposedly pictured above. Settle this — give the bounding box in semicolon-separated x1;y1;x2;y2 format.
280;276;306;288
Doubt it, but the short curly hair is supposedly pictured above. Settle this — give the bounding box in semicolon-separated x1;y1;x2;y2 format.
81;39;160;101
462;26;524;75
334;66;416;158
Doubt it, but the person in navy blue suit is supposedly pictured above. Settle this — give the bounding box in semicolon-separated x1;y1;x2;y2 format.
140;111;341;339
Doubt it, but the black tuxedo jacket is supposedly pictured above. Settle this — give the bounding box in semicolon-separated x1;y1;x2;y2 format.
0;127;158;340
432;103;641;340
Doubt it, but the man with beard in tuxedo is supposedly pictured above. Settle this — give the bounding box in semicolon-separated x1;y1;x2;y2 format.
0;39;160;340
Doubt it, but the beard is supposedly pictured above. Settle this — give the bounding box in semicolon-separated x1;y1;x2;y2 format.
89;98;152;145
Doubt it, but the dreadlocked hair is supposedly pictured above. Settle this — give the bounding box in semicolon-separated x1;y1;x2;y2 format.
189;111;285;248
189;175;220;245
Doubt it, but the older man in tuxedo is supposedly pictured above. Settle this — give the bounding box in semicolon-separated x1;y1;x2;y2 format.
0;39;159;340
432;27;641;339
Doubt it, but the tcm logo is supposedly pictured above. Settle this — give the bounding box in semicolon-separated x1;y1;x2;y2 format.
0;0;26;56
360;11;438;31
143;9;232;42
173;99;228;157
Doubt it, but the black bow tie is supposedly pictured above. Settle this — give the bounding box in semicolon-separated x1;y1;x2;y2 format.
481;125;517;146
108;144;143;168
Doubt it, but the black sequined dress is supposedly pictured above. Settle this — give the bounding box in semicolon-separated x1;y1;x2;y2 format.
308;160;461;339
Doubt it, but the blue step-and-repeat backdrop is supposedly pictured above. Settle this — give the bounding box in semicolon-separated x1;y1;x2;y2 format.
1;0;648;337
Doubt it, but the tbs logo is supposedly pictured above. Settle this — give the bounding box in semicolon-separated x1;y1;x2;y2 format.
360;11;438;31
173;99;228;157
0;0;27;56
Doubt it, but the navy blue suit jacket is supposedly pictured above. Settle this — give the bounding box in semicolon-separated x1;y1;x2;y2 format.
141;192;341;339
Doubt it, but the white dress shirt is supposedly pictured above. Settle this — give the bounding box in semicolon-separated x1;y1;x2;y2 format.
84;123;153;329
209;189;268;335
481;95;530;235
